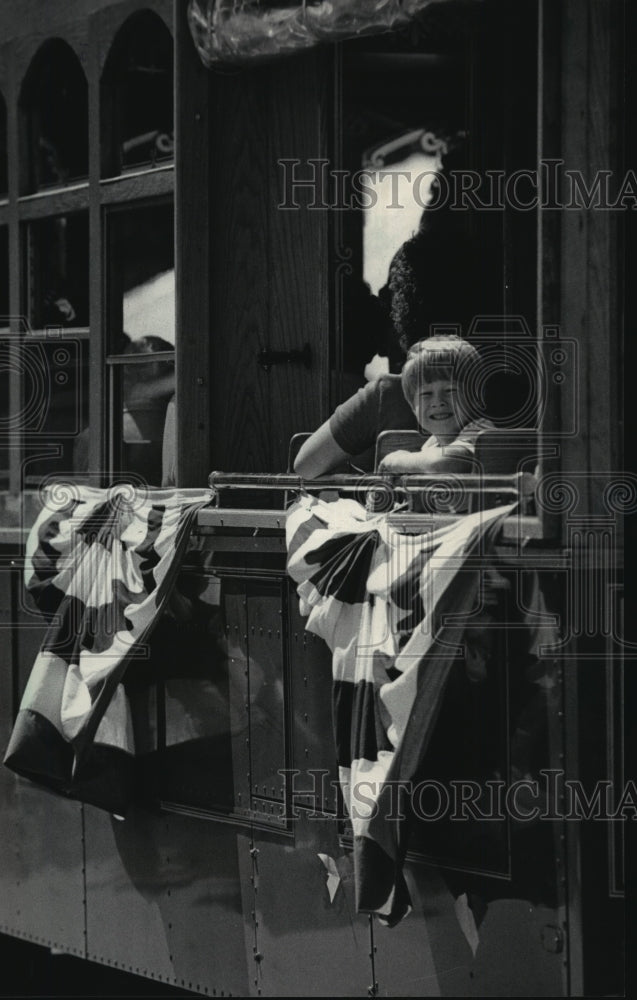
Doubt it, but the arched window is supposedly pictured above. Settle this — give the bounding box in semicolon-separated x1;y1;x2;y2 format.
19;40;88;192
101;10;173;178
0;93;7;197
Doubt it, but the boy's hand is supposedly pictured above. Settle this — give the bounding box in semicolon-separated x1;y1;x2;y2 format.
379;446;475;475
378;450;423;473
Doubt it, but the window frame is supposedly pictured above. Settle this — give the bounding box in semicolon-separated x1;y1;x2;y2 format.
0;0;175;528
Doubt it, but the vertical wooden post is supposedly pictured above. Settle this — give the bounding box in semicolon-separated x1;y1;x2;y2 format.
174;1;212;487
87;17;105;480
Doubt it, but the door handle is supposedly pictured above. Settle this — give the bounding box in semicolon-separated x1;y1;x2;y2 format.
257;344;312;372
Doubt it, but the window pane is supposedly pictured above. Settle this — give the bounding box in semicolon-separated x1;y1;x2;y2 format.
26;213;89;329
101;11;173;177
339;45;473;380
107;203;174;352
14;336;90;484
112;355;175;487
20;40;88;191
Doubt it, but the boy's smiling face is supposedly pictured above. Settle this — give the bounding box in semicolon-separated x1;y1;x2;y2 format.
409;379;465;440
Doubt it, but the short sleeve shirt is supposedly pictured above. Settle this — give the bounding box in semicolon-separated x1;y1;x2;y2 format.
329;374;418;470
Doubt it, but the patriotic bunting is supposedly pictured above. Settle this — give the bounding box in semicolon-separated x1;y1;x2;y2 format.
4;484;210;815
286;494;515;926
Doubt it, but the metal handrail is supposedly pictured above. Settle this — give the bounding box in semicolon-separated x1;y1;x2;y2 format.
208;470;531;513
208;470;526;490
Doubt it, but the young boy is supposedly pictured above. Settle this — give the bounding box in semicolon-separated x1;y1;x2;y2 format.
378;334;494;474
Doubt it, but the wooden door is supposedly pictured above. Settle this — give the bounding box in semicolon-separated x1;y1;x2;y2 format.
206;53;329;474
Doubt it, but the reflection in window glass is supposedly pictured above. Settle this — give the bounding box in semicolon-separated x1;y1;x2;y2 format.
113;356;175;487
107;203;174;351
339;49;470;380
26;213;89;329
20;40;88;191
362;146;439;296
101;10;173;177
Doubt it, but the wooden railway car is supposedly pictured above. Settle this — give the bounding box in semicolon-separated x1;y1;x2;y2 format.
0;0;631;996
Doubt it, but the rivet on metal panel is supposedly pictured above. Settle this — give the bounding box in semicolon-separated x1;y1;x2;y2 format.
254;952;263;963
305;747;309;757
303;712;308;722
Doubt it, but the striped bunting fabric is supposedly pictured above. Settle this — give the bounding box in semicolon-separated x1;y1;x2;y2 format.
4;484;210;815
286;494;515;926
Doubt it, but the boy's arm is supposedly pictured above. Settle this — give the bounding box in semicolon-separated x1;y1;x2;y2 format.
294;420;350;477
378;442;475;475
